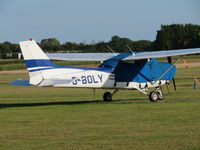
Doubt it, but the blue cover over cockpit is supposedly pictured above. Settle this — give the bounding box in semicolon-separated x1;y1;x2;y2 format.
114;58;176;83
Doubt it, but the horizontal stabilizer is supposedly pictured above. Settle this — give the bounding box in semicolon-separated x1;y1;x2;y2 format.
39;78;75;86
9;79;32;86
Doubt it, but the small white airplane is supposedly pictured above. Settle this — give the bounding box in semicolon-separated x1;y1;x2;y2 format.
18;39;200;102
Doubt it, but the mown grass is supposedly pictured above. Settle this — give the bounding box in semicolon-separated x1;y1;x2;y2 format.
1;101;200;150
0;65;200;150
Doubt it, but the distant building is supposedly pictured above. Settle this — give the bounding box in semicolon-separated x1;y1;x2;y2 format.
17;53;22;59
0;52;22;59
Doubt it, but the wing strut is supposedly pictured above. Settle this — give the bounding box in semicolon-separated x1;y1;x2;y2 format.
182;58;200;86
167;57;177;90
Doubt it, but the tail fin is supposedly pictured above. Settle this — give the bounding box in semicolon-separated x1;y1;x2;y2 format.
19;40;56;85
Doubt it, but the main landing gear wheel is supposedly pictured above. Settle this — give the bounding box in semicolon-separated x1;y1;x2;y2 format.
103;92;112;101
149;91;159;102
157;90;164;100
149;90;164;102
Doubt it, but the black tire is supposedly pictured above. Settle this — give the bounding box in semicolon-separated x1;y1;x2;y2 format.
103;92;112;101
157;90;164;100
149;91;158;102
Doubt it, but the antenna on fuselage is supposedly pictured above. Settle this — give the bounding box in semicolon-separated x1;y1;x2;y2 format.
126;45;135;55
107;46;117;56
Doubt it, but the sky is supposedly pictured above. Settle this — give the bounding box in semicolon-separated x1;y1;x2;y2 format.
0;0;199;44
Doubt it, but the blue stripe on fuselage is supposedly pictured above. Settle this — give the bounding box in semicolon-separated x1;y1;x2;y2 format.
25;59;113;73
25;59;56;68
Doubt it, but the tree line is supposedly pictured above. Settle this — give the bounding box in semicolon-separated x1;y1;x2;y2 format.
40;36;152;53
0;24;200;59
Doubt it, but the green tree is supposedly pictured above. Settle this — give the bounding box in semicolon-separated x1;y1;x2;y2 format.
61;42;74;51
0;41;12;58
0;43;2;58
41;38;60;51
152;24;200;50
95;41;107;52
109;35;134;52
133;40;152;51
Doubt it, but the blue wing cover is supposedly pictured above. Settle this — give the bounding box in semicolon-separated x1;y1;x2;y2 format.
114;59;176;83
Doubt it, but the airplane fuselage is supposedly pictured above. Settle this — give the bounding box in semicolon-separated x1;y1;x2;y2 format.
32;67;167;90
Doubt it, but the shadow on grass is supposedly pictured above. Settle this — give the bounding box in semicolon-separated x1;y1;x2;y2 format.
0;83;10;85
0;100;104;109
0;99;150;109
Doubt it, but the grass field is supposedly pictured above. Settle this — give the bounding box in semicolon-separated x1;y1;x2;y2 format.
0;60;200;149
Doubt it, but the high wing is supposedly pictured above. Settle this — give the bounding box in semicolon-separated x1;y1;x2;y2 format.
46;48;200;61
46;53;117;61
124;48;200;61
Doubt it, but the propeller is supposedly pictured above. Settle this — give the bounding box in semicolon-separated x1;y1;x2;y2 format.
167;57;177;91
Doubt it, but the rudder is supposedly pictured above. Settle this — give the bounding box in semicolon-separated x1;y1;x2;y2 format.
19;39;56;85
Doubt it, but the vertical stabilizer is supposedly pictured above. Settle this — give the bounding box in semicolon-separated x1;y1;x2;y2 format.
19;40;55;85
